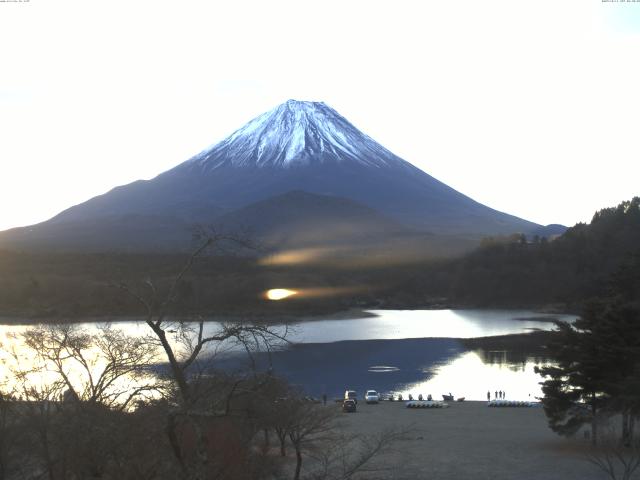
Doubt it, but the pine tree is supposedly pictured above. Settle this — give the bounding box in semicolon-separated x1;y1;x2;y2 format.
589;300;640;445
536;317;610;444
537;255;640;445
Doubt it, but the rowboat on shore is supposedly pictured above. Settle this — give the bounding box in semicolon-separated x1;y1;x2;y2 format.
406;400;449;409
488;400;536;407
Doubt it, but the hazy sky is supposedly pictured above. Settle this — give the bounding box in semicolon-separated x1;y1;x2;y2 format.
1;0;639;231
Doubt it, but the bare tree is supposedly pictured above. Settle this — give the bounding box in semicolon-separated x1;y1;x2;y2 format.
0;390;22;480
11;386;179;480
116;233;289;480
3;324;169;480
21;323;161;410
586;425;640;480
270;395;409;480
287;403;337;480
309;427;409;480
12;381;68;480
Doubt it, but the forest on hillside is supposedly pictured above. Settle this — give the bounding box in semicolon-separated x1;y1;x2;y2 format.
0;198;638;320
435;196;640;308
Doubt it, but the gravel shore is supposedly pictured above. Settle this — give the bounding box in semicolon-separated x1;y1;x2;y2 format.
335;400;603;480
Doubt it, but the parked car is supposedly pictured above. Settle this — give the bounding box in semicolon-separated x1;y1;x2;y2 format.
342;399;357;413
344;390;358;404
365;390;380;404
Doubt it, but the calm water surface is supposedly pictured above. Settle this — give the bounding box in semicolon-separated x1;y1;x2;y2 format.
0;309;575;401
286;309;569;342
212;309;575;401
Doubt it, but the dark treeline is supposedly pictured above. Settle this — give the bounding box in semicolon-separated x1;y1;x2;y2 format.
414;197;640;309
0;251;364;318
535;240;640;451
1;197;639;319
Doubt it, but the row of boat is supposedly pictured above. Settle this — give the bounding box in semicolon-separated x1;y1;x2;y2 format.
404;400;538;408
487;400;537;407
405;401;449;408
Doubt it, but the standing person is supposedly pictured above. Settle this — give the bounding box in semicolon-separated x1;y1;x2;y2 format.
495;390;498;400
322;393;327;405
503;391;506;399
487;390;490;401
499;390;503;399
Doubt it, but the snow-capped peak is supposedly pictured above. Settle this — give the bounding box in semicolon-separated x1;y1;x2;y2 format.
187;99;411;171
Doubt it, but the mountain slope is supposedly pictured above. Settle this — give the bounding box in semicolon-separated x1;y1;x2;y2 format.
0;99;543;252
213;190;411;247
0;214;195;252
435;197;640;307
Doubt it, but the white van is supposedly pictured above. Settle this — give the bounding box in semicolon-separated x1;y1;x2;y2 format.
365;390;380;404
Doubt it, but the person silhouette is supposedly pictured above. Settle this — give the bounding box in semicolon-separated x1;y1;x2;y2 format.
495;390;498;400
499;390;503;399
487;390;490;401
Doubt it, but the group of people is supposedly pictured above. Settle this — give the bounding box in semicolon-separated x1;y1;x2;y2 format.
487;390;506;400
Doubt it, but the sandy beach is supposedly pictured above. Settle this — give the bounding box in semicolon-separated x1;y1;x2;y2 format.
334;400;604;480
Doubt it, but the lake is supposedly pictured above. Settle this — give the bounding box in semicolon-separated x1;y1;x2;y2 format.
0;309;575;402
212;309;575;401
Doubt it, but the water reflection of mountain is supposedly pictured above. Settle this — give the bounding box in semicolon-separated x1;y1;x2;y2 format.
460;331;553;366
208;332;554;399
473;349;552;368
213;338;465;398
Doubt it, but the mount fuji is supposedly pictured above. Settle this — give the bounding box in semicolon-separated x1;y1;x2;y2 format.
0;100;549;253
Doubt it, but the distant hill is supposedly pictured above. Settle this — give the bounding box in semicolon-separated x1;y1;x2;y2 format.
413;197;640;308
213;190;411;247
530;224;567;239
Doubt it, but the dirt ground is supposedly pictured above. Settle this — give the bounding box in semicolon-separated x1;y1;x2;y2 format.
333;401;606;480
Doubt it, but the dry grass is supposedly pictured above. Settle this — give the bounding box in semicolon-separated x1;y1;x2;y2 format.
332;400;603;480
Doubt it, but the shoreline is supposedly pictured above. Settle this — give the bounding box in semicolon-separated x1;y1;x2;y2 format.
0;305;577;326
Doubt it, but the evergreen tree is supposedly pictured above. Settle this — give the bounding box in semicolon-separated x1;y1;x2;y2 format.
537;255;640;445
596;305;640;445
536;317;610;444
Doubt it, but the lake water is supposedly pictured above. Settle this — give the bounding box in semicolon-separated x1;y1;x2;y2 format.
284;309;568;342
213;309;575;401
0;309;575;402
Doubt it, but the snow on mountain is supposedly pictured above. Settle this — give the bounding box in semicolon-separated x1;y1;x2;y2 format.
187;99;411;171
0;99;545;253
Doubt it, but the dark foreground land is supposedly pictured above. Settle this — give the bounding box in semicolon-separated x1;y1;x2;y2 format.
336;401;602;480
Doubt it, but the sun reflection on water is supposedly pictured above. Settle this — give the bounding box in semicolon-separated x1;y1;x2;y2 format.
396;351;553;401
265;288;298;300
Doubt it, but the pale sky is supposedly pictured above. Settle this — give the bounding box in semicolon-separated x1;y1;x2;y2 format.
1;0;639;231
